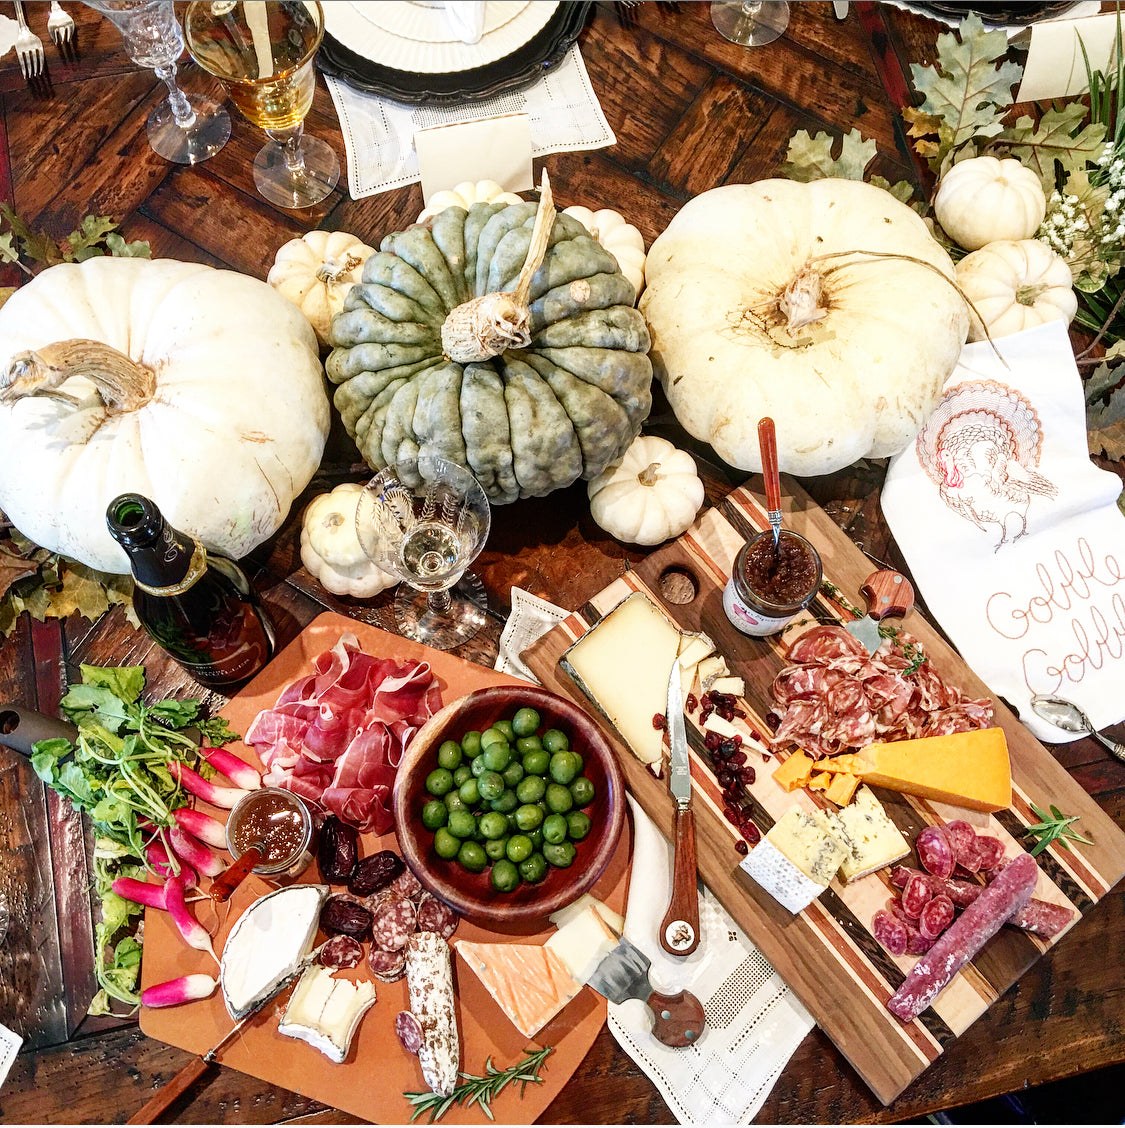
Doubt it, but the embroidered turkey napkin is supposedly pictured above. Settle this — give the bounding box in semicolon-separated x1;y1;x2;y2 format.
882;319;1125;743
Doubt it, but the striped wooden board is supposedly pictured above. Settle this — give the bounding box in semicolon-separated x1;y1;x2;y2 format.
523;477;1125;1106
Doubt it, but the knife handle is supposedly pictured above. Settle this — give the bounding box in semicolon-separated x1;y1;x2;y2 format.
0;705;77;758
646;988;707;1048
126;1054;211;1124
860;570;914;622
209;844;263;904
758;417;782;514
659;806;700;956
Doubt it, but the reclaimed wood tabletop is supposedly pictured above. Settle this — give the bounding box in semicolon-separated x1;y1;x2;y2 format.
0;1;1121;1123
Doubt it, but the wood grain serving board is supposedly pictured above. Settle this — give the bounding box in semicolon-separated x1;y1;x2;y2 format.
523;478;1125;1107
140;612;631;1125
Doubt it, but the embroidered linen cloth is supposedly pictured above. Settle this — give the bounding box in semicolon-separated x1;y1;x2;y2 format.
881;320;1125;743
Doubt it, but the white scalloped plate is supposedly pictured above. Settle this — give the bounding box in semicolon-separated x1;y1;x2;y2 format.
323;1;559;75
359;1;531;44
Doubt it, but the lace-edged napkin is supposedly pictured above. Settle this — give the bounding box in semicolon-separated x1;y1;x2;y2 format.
496;589;816;1125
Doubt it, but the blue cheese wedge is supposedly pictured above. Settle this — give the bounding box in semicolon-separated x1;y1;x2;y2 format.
220;884;328;1020
740;839;829;913
835;786;910;882
278;965;376;1063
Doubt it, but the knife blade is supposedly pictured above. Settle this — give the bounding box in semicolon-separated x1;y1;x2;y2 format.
843;570;914;654
659;662;700;956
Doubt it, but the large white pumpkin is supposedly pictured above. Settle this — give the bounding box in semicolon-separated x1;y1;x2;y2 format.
640;179;969;477
0;257;329;574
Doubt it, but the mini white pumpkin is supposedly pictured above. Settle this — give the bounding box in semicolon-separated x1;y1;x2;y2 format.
300;484;397;598
562;205;647;299
956;239;1077;341
268;230;375;347
588;435;704;546
934;156;1047;251
416;179;523;223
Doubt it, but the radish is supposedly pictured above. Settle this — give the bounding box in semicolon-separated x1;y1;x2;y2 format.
112;877;167;910
172;807;229;850
145;840;198;889
164;874;217;964
141;973;217;1008
198;746;262;791
170;763;253;810
169;826;226;878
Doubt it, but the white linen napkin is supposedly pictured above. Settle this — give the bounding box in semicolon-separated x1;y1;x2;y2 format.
443;1;486;44
881;320;1125;744
325;45;616;198
0;1021;21;1090
496;590;816;1125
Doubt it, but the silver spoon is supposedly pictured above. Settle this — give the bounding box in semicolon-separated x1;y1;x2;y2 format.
1030;694;1125;764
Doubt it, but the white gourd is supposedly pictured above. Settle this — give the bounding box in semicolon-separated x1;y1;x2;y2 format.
588;435;704;546
934;156;1047;251
416;180;523;223
267;230;375;346
300;484;397;598
562;205;647;300
640;179;969;478
956;239;1077;341
0;257;329;574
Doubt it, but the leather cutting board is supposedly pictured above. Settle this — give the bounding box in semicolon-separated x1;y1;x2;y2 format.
140;612;631;1125
523;478;1125;1106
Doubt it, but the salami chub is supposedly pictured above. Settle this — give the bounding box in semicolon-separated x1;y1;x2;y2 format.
415;895;459;940
404;931;460;1097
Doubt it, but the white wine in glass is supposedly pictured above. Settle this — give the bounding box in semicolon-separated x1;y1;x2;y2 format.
710;1;790;47
184;0;339;209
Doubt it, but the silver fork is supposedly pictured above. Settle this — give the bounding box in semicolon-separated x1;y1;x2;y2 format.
12;0;45;80
47;2;76;61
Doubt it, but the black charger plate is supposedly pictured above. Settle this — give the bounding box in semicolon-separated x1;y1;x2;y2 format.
909;2;1085;26
316;1;593;105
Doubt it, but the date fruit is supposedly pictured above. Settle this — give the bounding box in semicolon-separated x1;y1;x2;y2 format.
319;895;373;942
348;850;405;896
317;815;359;884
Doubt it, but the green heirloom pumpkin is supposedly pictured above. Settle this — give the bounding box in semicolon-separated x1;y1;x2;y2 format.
326;200;653;504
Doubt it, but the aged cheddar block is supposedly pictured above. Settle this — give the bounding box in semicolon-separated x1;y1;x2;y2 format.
772;750;816;792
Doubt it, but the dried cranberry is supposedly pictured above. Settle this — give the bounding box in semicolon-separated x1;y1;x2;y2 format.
732;734;743;747
700;692;713;708
717;770;735;788
765;711;780;728
700;705;713;723
652;712;667;731
743;823;762;846
704;731;722;751
734;708;746;719
735;840;749;855
686;693;698;713
723;806;740;825
739;767;756;784
730;749;747;766
722;789;740;807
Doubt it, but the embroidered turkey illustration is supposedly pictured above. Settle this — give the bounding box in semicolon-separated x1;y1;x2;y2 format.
916;380;1057;550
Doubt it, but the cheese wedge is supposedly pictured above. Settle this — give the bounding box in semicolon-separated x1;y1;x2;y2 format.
677;631;715;671
703;712;742;739
710;676;745;697
455;941;580;1038
545;903;620;984
562;592;681;765
278;965;376;1063
817;728;1012;813
697;655;729;690
824;771;861;806
769;808;851;884
548;894;624;938
808;771;832;791
835;786;910;882
772;750;816;792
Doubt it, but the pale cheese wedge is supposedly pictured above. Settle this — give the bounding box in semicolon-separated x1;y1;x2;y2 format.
545;903;620;985
548;894;625;938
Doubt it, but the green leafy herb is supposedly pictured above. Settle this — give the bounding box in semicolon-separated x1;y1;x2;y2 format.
404;1047;554;1123
1024;803;1094;857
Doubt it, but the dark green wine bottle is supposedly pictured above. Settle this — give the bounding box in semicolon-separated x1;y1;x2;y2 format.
106;493;275;690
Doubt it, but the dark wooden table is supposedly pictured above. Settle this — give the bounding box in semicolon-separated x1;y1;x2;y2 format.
0;2;1122;1123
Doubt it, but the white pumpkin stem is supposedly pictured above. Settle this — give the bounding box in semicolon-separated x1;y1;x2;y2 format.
1015;283;1047;306
441;171;556;364
778;262;829;334
638;462;662;487
316;253;364;285
0;338;156;412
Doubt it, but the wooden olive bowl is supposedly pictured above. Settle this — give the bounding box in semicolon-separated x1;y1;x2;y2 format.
393;685;625;925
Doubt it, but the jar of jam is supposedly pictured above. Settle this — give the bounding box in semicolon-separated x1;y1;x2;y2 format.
225;787;314;880
723;529;822;637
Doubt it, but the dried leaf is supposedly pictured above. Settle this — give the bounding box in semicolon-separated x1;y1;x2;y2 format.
869;175;921;207
0;287;16;310
993;104;1106;194
65;215;118;258
0;203;62;266
1087;351;1125;401
1087;381;1125;459
0;545;38;600
782;127;878;182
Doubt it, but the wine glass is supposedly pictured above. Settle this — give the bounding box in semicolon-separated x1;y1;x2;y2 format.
710;1;790;46
356;456;492;650
83;0;230;164
183;0;340;209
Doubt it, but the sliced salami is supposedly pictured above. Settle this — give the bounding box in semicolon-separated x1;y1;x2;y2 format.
943;820;978;864
389;868;424;902
955;834;986;874
371;895;417;952
872;910;909;956
901;873;934;919
974;835;1006;871
904;925;936;956
918;894;955;940
415;895;459;940
886;895;911;923
367;946;406;983
318;935;363;970
395;1010;424;1056
915;825;955;879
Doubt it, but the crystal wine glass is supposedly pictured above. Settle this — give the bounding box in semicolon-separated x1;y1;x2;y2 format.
84;0;231;164
184;0;339;209
356;456;492;650
710;1;790;46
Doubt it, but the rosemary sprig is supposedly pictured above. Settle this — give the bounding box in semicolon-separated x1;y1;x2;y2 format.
404;1046;554;1123
1024;803;1095;857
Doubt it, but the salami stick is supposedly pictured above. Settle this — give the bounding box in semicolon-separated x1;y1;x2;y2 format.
404;931;460;1097
887;854;1038;1022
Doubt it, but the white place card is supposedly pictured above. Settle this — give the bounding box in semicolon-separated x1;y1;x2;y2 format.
415;113;534;206
1017;12;1122;102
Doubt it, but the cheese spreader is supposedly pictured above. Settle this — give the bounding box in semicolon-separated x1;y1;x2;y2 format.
585;937;706;1047
844;569;914;654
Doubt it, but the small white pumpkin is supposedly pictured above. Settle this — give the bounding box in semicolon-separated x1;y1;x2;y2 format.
562;205;647;299
300;484;397;598
588;435;704;546
934;156;1047;251
956;239;1077;342
268;230;375;347
416;180;523;223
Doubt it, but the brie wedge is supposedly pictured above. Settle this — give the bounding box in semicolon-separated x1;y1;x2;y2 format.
278;965;376;1063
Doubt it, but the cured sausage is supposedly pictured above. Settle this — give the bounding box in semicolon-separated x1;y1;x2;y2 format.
887;854;1038;1022
367;947;406;983
974;835;1006;871
371;895;417;952
389;868;424;902
872;910;909;956
1009;897;1074;939
395;1011;424;1056
415;895;459;940
404;931;460;1097
318;935;363;970
901;873;933;919
918;894;955;940
915;825;955;879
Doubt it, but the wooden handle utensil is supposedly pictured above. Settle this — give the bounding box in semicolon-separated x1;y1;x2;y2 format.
659;806;700;956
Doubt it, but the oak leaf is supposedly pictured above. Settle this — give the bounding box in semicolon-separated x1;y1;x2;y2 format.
782;128;878;182
992;104;1106;194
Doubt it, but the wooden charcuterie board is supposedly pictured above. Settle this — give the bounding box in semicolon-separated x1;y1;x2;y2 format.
140;613;631;1125
523;478;1125;1106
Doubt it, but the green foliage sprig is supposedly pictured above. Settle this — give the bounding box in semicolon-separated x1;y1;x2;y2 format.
404;1047;554;1123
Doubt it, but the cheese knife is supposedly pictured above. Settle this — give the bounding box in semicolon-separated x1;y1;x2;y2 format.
659;662;700;957
843;570;914;654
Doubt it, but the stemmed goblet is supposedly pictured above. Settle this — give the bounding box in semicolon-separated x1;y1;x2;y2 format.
83;0;230;164
184;0;339;209
356;456;492;650
710;1;790;46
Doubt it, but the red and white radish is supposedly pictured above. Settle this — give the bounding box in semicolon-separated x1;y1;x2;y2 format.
145;839;197;888
141;973;217;1008
198;746;262;791
169;826;226;878
112;877;168;910
163;874;217;963
172;807;229;850
171;762;253;809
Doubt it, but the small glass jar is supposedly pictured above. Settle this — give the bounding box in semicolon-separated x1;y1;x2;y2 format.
225;787;314;881
723;529;823;637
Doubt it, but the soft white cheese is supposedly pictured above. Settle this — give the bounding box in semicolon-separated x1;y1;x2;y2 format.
544;904;619;984
278;965;376;1064
709;675;745;697
740;839;827;914
696;654;729;690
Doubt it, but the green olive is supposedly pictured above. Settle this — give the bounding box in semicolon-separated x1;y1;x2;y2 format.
516;735;543;755
545;782;574;814
458;777;481;806
447;809;476;839
477;771;505;802
569;776;595;807
422;799;448;830
518;852;548;884
480;727;508;750
460;730;482;758
515;774;546;804
452;764;473;787
458;840;487;873
489;789;519;814
494;719;515;741
444;791;467;814
484;836;510;861
471;753;489;778
425;767;454;797
506;834;533;863
437;740;462;770
482;743;512;772
548;750;579;785
544;840;577;868
514;803;544;832
501;760;525;788
433;827;459;859
542;728;569;753
512;707;541;737
542;812;568;844
490;858;519;892
567;810;592;841
478;811;508;840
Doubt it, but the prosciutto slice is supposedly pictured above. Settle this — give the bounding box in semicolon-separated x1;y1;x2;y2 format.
245;634;442;833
